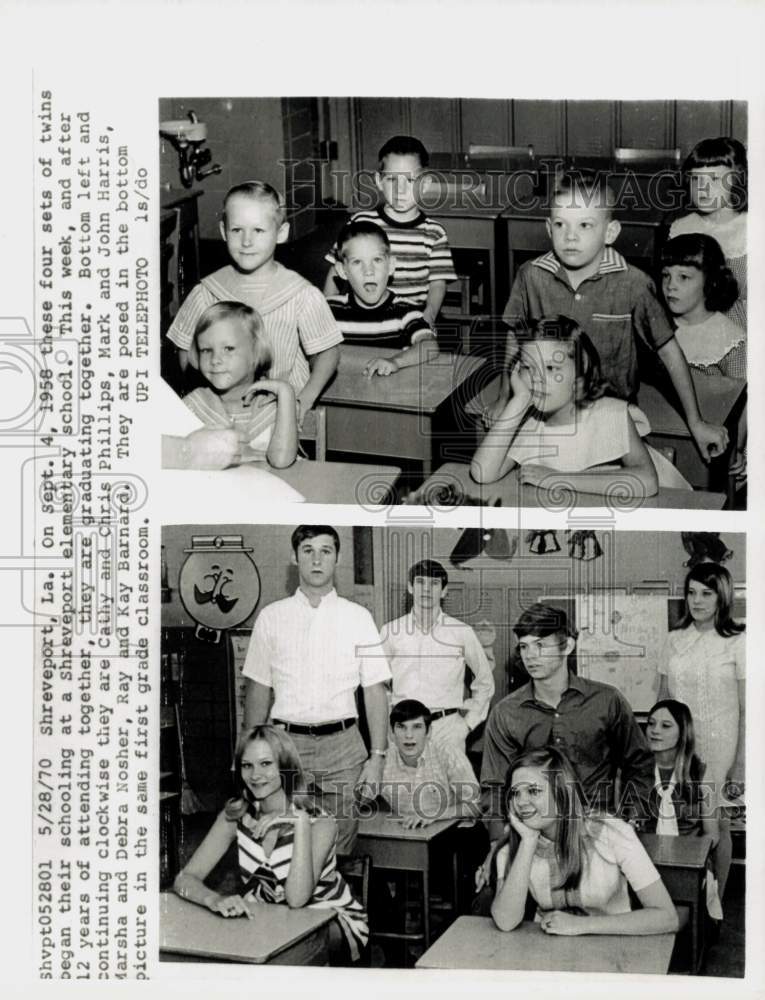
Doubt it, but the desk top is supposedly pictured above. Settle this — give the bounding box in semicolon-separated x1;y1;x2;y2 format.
270;458;401;505
323;345;486;415
640;833;713;869
638;374;745;438
159;892;333;964
420;462;725;511
415;916;675;974
358;815;460;843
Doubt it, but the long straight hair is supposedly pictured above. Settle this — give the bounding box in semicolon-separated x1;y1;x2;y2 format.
647;699;703;788
675;563;745;638
500;746;590;891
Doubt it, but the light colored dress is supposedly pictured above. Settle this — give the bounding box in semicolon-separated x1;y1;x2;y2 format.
659;628;745;801
506;395;691;489
669;213;747;330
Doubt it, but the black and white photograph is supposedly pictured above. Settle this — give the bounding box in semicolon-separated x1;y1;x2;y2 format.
159;97;747;510
158;523;746;975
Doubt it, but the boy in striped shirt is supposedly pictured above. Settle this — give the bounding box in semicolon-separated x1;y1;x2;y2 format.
166;181;342;429
324;135;457;326
328;220;438;378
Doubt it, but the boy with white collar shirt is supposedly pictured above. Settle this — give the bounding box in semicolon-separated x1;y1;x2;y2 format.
380;559;495;754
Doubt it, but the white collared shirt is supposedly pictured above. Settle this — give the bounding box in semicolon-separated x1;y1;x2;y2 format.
243;588;391;723
380;610;495;731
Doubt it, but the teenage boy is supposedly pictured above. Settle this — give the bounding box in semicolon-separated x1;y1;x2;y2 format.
475;603;653;890
486;171;727;461
381;699;480;827
324;135;456;326
242;525;391;854
167;180;341;427
328;220;438;377
381;559;495;753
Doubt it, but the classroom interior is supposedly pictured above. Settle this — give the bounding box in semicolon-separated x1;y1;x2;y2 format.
159;524;746;974
158;97;748;509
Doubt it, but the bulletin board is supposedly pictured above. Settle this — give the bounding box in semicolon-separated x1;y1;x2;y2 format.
574;593;668;712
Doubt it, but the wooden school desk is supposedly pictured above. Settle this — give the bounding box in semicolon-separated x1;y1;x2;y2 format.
159;892;333;965
637;375;746;491
640;833;713;975
417;461;726;510
321;345;486;476
415;915;676;974
269;458;401;504
357;815;461;948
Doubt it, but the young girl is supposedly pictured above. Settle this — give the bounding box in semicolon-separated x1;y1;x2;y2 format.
660;233;746;488
660;234;745;378
657;563;745;903
646;700;722;918
173;725;368;964
183;301;298;468
669;137;747;330
470;315;690;493
490;746;678;935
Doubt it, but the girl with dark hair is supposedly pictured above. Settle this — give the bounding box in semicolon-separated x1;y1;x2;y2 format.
173;725;368;963
669;137;747;330
471;314;689;492
490;746;678;935
658;563;745;901
660;234;745;378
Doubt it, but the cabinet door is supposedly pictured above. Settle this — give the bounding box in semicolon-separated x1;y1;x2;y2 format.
513;100;565;156
410;97;458;157
618;100;673;149
353;97;409;172
566;100;615;157
461;98;511;149
675;100;732;156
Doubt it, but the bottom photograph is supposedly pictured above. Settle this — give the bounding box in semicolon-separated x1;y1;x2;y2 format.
158;522;746;977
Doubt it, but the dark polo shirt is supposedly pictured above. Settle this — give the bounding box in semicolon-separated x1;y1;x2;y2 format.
480;672;653;824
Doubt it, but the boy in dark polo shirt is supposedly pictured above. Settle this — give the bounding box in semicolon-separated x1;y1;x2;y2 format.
476;603;653;891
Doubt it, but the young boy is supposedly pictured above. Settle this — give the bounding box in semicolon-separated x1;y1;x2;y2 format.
486;171;727;461
166;181;342;427
380;559;495;753
381;699;480;828
324;136;456;326
328;220;438;377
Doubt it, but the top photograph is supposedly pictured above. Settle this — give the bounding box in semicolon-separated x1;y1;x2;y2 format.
158;97;747;511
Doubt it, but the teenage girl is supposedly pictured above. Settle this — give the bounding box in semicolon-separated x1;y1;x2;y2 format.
490;746;678;935
646;699;723;918
470;315;689;494
173;725;368;964
184;301;298;467
657;563;745;902
669;137;747;330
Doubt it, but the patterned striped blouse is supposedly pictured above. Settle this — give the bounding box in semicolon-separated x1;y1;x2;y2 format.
326;207;457;305
183;386;277;454
237;808;368;961
166;263;344;393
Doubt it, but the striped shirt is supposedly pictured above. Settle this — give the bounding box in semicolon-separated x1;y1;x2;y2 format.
503;248;675;400
327;290;434;348
326;207;457;304
381;738;479;820
183;385;276;454
237;807;368;961
166;263;343;393
243;588;391;723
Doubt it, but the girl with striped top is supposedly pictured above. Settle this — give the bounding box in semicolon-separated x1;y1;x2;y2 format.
183;301;298;468
173;725;368;965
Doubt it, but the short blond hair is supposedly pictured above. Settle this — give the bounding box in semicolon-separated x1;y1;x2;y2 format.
222;180;286;227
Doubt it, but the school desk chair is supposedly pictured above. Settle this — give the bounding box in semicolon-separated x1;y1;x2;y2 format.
614;147;682;167
337;853;372;966
299;405;327;461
